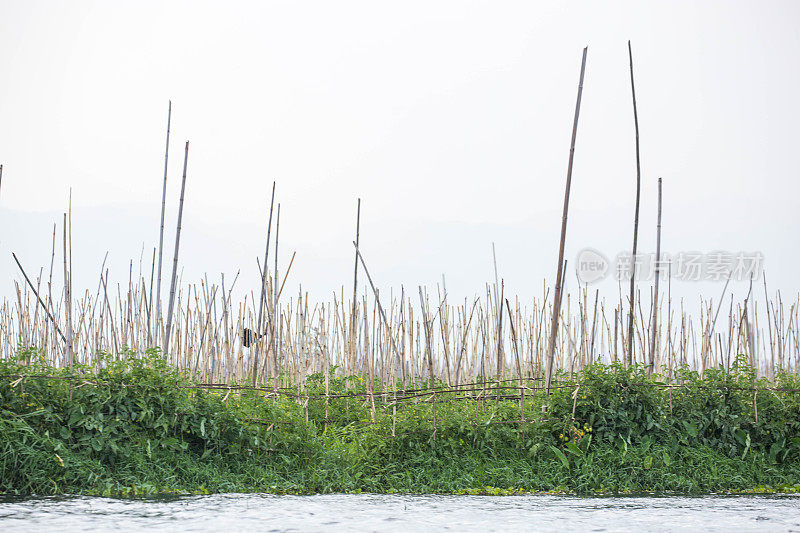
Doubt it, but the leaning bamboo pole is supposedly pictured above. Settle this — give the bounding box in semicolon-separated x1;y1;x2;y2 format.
164;141;189;350
254;182;276;383
545;46;588;394
155;101;172;347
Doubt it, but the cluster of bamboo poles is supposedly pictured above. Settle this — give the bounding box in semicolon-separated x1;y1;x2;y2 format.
3;45;799;390
3;261;799;388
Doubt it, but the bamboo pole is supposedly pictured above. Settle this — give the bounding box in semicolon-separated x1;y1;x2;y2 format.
11;252;67;343
351;198;361;338
155;101;172;347
164;140;189;350
272;203;281;376
545;46;587;394
496;280;504;382
419;286;435;389
254;181;276;383
147;247;155;345
68;191;73;351
626;40;642;368
63;213;73;368
353;241;403;373
648;177;662;373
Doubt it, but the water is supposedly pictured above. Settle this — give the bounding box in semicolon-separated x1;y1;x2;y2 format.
2;493;799;532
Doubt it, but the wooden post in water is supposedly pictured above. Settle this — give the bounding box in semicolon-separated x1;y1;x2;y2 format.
626;40;642;368
545;46;587;394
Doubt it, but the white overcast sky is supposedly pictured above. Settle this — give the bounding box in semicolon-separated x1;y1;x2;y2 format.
1;1;798;312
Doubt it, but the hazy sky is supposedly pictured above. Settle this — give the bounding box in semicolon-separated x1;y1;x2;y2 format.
1;1;798;311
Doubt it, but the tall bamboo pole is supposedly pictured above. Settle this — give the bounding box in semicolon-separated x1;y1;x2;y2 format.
626;40;642;368
47;223;56;352
272;203;281;374
545;46;588;394
254;182;276;383
496;280;504;381
155;101;172;347
68;192;74;362
164;141;189;351
648;178;662;373
351;198;361;339
63;213;73;367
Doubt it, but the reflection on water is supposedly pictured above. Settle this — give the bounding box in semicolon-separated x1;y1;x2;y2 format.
1;493;799;532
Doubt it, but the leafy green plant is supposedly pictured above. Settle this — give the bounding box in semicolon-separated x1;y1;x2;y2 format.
1;350;799;496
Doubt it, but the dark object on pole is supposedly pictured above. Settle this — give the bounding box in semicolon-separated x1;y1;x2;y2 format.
242;327;260;348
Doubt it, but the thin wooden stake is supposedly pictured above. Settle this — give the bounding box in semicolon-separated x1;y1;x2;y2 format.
11;252;67;343
419;286;435;390
352;241;403;374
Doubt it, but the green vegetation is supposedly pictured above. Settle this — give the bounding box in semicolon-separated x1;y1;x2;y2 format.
2;348;800;496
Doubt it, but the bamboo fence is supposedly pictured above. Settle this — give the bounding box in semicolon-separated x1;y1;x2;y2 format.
3;266;798;388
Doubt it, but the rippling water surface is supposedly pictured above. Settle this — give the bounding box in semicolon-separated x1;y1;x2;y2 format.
2;493;799;532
